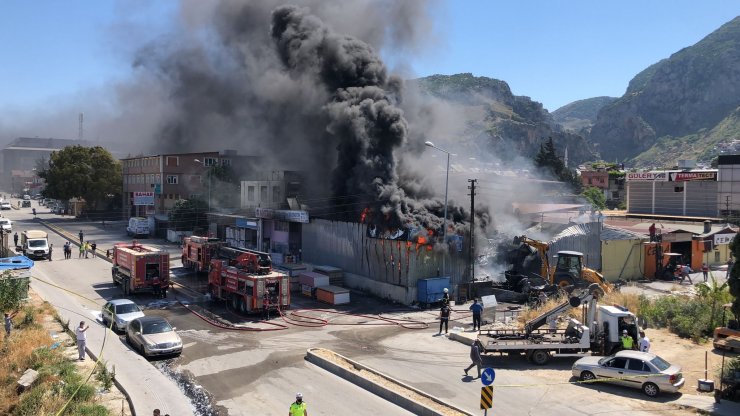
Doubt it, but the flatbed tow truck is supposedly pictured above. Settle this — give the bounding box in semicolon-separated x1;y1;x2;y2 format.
479;284;640;365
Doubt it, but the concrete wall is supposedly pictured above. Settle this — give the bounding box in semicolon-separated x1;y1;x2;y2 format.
344;272;417;304
601;239;644;281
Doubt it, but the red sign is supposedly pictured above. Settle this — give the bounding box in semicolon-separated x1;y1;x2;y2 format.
670;172;716;182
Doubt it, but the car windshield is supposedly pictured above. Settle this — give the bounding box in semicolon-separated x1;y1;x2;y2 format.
29;240;46;248
650;356;671;371
115;303;141;314
142;320;173;334
597;356;612;365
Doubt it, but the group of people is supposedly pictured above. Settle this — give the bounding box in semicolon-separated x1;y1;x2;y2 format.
620;329;651;353
438;289;485;335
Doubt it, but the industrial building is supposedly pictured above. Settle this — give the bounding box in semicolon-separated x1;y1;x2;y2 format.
0;137;90;193
626;169;719;218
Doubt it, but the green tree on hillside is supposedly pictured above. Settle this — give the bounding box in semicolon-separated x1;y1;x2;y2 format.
38;146;121;210
581;186;606;210
534;137;582;192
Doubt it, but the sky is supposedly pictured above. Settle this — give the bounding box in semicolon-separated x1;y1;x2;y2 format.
0;0;737;116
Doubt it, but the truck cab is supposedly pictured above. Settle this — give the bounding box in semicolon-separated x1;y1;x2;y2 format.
593;305;641;355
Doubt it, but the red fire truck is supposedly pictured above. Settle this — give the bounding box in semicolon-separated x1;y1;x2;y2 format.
111;242;170;296
181;235;222;273
207;247;290;314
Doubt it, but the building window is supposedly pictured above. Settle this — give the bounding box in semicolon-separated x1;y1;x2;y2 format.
274;221;289;232
204;157;217;167
260;186;268;201
167;175;179;184
221;159;231;166
166;156;179;167
248;186;255;201
273;185;280;203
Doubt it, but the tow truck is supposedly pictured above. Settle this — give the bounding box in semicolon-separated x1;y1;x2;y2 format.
479;284;640;365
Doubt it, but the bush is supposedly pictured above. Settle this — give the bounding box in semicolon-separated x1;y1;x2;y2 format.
95;361;114;391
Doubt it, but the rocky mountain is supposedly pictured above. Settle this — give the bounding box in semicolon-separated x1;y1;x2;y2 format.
589;16;740;163
552;96;617;132
411;73;596;165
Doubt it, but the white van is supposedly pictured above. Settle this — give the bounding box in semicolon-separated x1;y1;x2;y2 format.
127;217;150;238
21;230;50;260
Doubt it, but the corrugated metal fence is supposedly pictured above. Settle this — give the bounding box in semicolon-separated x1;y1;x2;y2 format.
302;219;469;291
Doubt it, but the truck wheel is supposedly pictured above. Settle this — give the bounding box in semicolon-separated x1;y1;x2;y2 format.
642;382;660;397
528;350;550;365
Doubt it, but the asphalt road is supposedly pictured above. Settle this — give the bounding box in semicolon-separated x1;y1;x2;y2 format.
3;199;711;416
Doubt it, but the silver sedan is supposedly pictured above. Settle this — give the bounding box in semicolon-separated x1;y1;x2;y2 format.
572;350;684;397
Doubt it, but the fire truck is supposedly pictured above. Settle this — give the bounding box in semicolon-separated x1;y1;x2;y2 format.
181;235;222;273
111;242;170;296
207;247;290;315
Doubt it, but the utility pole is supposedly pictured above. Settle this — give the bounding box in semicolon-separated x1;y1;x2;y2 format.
468;179;477;282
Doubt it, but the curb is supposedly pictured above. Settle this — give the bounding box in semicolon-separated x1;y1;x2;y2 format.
306;348;473;416
84;344;137;416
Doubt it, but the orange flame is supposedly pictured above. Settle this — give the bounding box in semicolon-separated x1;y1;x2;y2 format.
360;207;369;223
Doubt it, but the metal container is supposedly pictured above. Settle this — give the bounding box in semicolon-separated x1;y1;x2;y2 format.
417;277;451;305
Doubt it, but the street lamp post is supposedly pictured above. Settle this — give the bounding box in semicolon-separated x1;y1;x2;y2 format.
193;159;212;211
425;141;452;276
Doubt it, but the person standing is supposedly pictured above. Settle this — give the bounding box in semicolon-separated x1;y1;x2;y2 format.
289;393;307;416
78;230;84;244
438;304;451;335
638;331;651;352
48;244;53;261
702;263;709;282
91;242;97;258
75;321;89;361
464;339;484;378
5;311;18;336
727;257;735;279
152;277;161;299
649;223;656;242
13;231;18;247
441;288;450;306
78;243;85;259
469;299;483;331
84;242;90;258
620;329;634;350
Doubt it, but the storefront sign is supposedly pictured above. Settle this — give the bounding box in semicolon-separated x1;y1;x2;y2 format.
133;191;155;206
714;233;737;245
255;208;309;223
235;218;259;229
670;171;717;182
626;172;668;181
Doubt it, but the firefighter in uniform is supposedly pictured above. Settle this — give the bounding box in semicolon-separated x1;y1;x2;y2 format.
621;329;634;350
289;392;307;416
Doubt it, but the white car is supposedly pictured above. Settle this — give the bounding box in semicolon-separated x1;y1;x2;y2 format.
0;218;11;232
0;202;10;210
572;350;684;397
101;299;145;332
22;194;30;200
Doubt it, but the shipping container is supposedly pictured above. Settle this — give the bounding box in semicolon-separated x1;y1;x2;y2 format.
417;276;451;306
316;285;350;305
313;265;344;286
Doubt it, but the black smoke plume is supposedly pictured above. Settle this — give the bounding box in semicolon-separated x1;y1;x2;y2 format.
271;5;466;237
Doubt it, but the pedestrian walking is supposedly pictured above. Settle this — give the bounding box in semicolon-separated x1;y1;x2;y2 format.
438;304;451;335
75;321;89;360
78;243;84;259
90;242;97;258
106;249;111;259
702;263;709;282
727;257;735;279
469;299;483;331
4;311;19;336
48;244;53;261
289;392;307;416
463;339;484;378
638;331;651;352
13;231;18;247
78;230;84;244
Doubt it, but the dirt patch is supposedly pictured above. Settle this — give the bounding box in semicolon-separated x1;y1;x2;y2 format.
312;348;469;416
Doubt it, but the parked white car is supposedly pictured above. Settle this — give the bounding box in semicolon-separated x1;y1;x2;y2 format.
101;299;145;332
0;218;12;232
572;350;684;397
0;202;11;210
